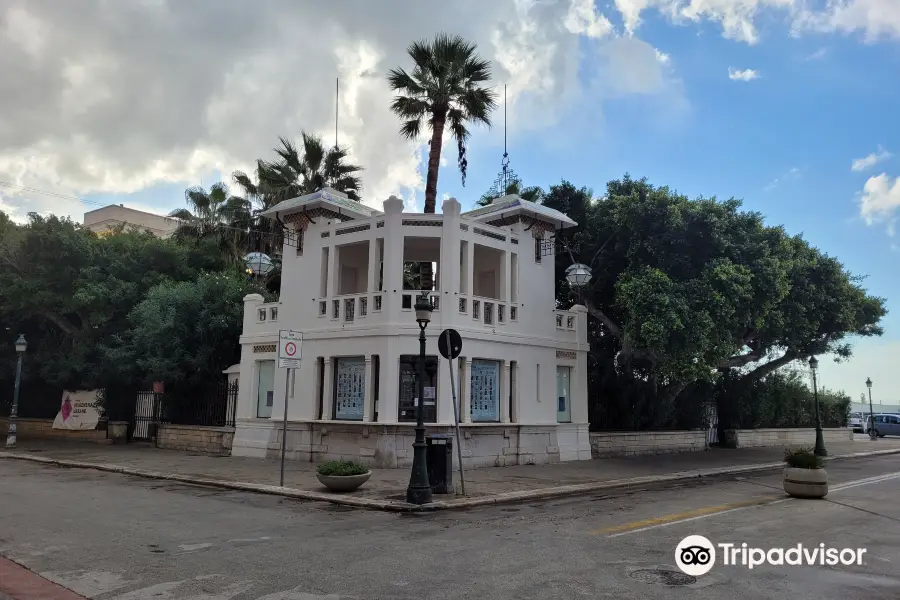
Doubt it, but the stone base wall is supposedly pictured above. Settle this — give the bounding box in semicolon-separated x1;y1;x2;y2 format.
724;427;852;448
231;420;592;469
590;430;708;458
156;424;235;456
0;417;108;442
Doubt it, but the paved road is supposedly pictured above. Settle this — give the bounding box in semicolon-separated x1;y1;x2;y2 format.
1;456;899;599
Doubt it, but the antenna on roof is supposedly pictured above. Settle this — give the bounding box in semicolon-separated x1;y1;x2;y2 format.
486;84;520;203
335;78;339;150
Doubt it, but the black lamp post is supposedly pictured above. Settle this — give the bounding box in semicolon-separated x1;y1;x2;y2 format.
809;356;827;457
5;334;27;449
866;377;877;441
406;292;433;505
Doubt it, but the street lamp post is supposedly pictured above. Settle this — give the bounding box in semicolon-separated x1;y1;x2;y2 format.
808;356;827;457
6;334;27;449
406;293;433;505
866;377;877;441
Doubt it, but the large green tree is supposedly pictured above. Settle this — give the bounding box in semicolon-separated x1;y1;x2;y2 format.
388;33;497;213
122;272;270;387
545;177;886;416
169;182;252;261
0;213;229;388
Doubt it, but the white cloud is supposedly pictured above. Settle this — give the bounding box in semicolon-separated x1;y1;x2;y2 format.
851;147;892;172
0;0;686;222
655;48;671;64
764;166;801;191
858;173;900;230
728;67;760;81
612;0;900;45
804;47;828;60
564;0;614;38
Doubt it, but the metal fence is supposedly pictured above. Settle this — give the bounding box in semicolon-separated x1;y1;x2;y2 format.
158;380;239;428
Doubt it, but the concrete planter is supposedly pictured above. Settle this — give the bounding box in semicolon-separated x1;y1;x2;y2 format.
107;421;129;444
783;467;828;498
316;471;372;493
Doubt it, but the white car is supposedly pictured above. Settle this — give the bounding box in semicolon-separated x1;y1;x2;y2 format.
849;412;865;433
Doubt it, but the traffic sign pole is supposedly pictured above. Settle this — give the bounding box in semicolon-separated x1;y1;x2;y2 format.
280;368;290;487
277;330;302;487
443;329;466;496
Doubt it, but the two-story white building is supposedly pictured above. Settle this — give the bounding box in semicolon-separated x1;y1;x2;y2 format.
230;188;591;468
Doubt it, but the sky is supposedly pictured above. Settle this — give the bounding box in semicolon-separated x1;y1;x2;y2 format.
1;0;898;401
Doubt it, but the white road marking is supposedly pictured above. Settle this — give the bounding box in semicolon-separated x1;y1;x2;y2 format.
178;543;214;552
606;470;900;538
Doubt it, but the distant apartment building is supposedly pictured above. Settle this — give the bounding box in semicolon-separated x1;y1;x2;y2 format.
83;204;180;238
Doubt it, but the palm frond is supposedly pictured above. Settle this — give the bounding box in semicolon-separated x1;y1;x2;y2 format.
168;208;195;221
399;118;423;140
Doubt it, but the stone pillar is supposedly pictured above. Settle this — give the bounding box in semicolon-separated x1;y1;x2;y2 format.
377;341;400;424
382;196;404;321
500;361;511;423
367;237;379;293
503;250;511;304
461;357;472;423
466;236;475;300
437;352;455;424
570;305;590;424
363;356;374;422
321;358;334;420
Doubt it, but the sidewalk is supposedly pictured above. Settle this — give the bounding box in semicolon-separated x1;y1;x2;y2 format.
3;436;900;511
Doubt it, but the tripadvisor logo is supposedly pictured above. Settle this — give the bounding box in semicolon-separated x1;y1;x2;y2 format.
675;535;867;575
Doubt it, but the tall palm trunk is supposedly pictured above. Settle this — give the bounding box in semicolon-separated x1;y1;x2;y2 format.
424;116;445;214
420;114;445;292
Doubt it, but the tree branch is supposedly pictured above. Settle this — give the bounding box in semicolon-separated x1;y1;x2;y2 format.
584;300;623;339
39;311;80;336
739;350;803;381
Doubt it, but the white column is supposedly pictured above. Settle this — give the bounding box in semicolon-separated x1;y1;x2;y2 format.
367;237;378;293
321;358;334;420
382;196;404;321
466;238;475;299
500;361;511;423
437;354;455;424
378;342;400;423
461;357;472;423
363;356;374;422
512;362;520;423
503;250;511;303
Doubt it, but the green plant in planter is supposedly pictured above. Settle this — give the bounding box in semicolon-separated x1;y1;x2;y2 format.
316;460;369;477
784;446;824;469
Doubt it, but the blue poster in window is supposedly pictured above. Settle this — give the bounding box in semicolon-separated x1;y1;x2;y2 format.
335;358;366;420
471;359;500;422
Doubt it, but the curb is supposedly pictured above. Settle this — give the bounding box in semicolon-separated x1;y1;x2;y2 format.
2;448;899;513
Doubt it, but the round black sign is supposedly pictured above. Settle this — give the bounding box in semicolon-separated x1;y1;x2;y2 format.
437;328;463;360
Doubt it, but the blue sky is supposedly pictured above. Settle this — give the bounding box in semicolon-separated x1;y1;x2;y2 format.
3;0;898;400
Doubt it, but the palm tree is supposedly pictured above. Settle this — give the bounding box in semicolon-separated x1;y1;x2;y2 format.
476;181;544;207
256;134;363;204
169;182;251;260
388;33;498;214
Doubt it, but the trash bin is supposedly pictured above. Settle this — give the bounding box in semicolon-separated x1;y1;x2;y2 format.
426;434;454;494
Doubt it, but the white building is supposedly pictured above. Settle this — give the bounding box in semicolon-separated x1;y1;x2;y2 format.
231;188;591;468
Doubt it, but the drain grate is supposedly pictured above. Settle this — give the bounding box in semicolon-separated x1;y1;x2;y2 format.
629;569;697;586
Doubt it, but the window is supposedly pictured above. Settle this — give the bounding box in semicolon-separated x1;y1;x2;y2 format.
333;357;366;420
398;355;438;423
256;360;276;418
470;359;500;422
258;309;267;322
270;307;278;321
556;366;572;422
534;237;542;263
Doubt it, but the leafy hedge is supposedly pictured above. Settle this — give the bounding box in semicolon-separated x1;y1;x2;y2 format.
316;460;369;477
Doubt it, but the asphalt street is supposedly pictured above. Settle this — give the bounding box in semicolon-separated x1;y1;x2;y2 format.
1;455;899;599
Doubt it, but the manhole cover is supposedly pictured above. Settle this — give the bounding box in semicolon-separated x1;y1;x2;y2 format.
629;569;696;586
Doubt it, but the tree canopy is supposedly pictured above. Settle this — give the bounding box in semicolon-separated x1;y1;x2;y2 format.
543;176;886;419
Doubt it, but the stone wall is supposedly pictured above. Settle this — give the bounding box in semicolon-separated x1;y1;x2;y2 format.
232;420;592;469
724;427;852;448
156;424;235;456
0;417;108;442
590;430;708;458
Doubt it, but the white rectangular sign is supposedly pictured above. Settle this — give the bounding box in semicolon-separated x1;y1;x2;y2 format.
278;330;302;368
52;390;102;430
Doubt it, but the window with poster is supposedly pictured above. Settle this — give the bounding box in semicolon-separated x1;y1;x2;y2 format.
398;355;438;422
470;359;500;422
